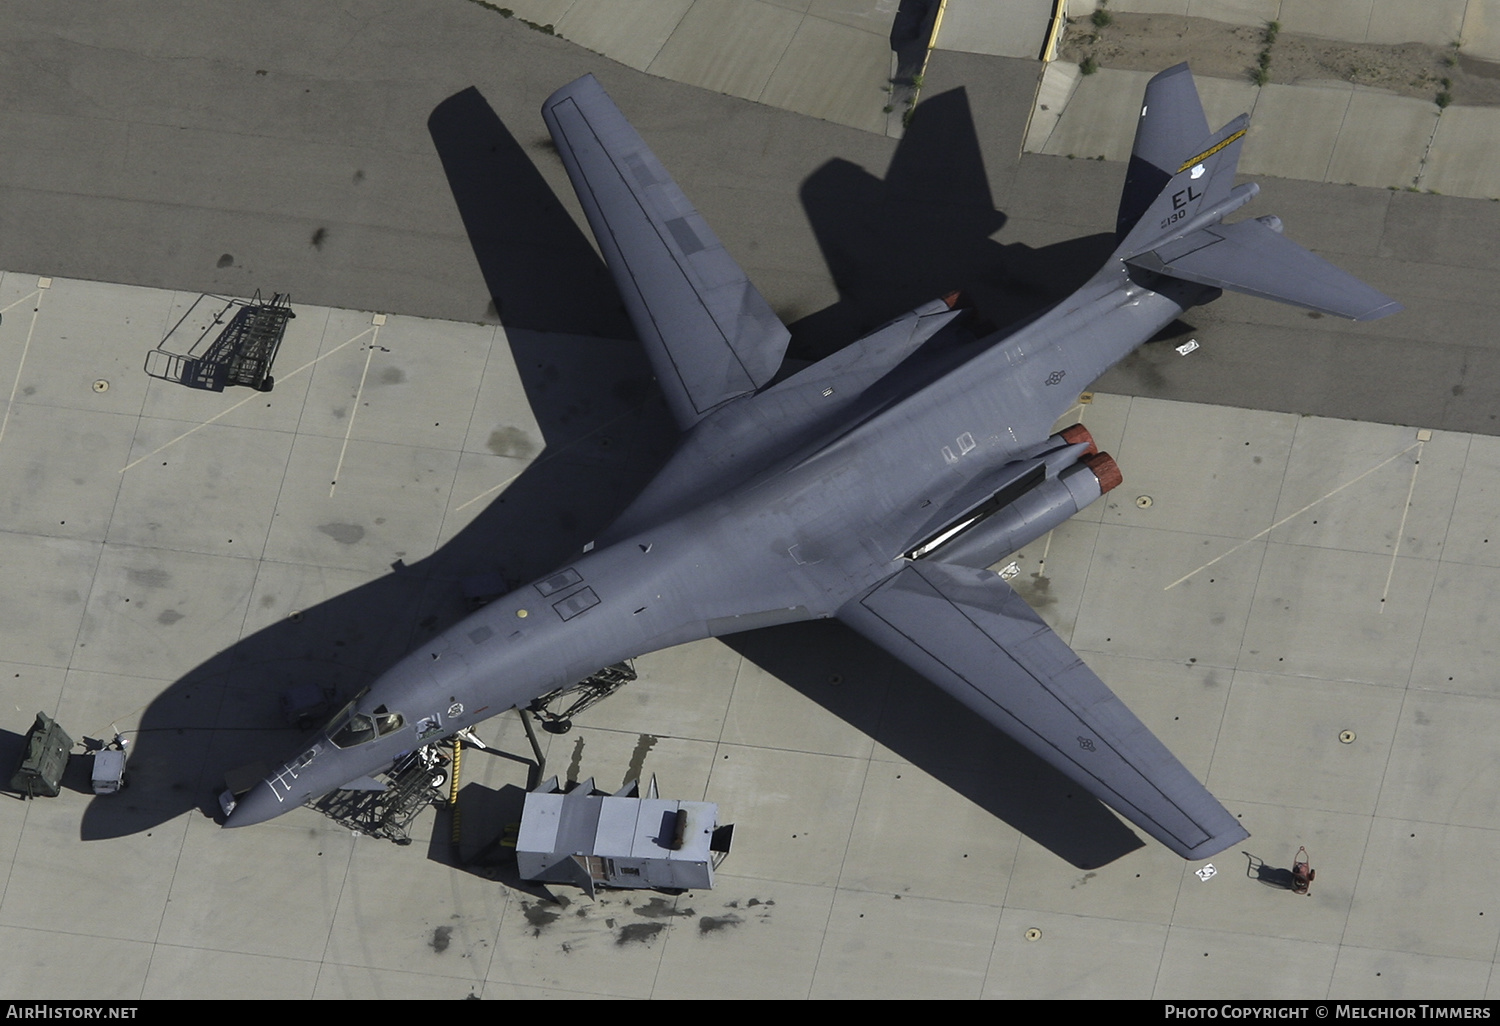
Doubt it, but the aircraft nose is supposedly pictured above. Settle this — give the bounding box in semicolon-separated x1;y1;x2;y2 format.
222;778;287;828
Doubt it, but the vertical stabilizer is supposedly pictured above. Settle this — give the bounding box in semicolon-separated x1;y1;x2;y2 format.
1113;112;1250;259
1117;64;1211;238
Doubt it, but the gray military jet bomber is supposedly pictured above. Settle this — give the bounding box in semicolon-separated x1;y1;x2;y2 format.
224;66;1400;859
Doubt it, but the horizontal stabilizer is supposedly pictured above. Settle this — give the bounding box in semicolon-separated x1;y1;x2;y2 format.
839;562;1248;859
1127;219;1403;321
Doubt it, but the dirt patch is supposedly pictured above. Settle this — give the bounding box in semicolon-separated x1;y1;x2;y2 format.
698;913;743;934
632;896;695;919
616;921;665;945
1058;12;1500;108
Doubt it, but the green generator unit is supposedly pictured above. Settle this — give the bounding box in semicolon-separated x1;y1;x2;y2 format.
12;712;72;798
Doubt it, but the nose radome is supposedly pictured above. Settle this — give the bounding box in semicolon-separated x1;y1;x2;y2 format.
222;779;290;828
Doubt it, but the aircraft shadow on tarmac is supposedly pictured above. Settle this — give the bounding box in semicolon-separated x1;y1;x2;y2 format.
793;86;1106;359
82;84;1163;867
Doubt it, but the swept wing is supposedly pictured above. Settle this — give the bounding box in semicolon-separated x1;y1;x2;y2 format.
543;75;791;429
839;561;1248;859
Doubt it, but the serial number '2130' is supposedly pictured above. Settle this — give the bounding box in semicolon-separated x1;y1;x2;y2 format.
1158;184;1202;230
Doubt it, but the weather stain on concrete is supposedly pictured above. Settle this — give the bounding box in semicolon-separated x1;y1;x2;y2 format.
431;925;453;952
1015;572;1056;610
487;426;537;459
318;522;365;545
616;921;665;946
157;609;184;626
126;568;171;589
633;897;695;919
698;913;743;934
522;901;562;937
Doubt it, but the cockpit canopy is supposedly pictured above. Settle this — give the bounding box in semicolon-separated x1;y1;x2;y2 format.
325;691;404;749
331;712;375;748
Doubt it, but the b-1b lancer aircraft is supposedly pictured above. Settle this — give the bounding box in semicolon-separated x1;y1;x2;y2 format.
225;66;1400;860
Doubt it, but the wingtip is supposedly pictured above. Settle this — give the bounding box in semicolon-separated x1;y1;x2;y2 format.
1177;822;1251;861
1353;299;1405;322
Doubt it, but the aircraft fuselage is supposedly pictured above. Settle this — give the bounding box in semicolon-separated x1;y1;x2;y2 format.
225;262;1196;827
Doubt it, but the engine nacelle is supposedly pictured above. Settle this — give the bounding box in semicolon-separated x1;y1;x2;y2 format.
915;425;1121;568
